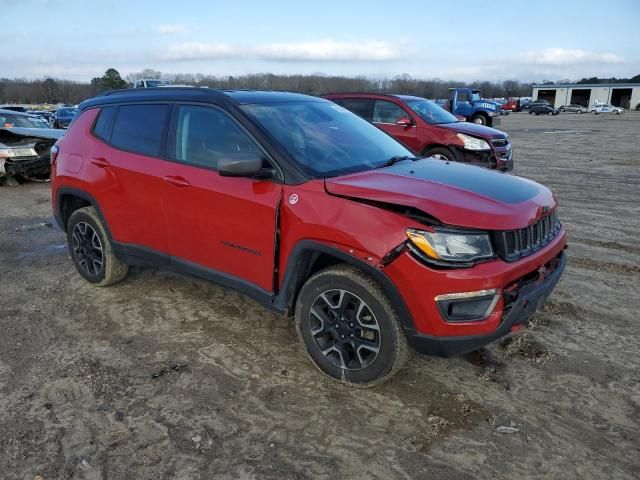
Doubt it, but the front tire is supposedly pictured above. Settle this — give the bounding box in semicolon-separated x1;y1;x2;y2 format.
66;206;129;286
295;265;409;386
423;146;456;162
470;114;487;125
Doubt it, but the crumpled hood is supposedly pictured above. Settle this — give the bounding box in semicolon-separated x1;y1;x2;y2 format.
325;159;556;231
0;127;65;142
437;121;506;139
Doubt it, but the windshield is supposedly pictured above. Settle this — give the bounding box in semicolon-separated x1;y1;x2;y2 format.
0;112;44;128
405;99;458;125
471;92;481;102
242;101;413;178
58;108;78;117
146;80;170;87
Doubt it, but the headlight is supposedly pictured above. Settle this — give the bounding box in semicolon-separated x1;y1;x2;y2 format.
456;133;491;151
406;228;494;263
0;147;38;158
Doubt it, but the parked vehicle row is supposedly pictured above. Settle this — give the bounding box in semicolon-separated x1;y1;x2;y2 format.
51;87;566;385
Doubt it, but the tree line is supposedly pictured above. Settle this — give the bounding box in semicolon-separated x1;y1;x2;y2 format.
1;67;637;105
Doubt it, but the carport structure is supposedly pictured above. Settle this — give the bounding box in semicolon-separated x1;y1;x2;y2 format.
532;83;640;109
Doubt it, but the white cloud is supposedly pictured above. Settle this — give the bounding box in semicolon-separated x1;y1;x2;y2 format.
254;40;403;62
518;48;624;66
162;42;239;60
161;39;406;62
157;24;187;35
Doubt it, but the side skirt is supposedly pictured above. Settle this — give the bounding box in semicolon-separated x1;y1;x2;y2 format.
112;242;283;314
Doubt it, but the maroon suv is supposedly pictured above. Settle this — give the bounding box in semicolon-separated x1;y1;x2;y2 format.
324;93;513;171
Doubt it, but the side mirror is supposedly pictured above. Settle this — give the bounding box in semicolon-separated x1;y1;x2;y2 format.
218;153;264;177
396;117;412;127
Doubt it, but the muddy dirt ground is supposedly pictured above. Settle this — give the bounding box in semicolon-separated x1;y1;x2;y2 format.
1;112;639;480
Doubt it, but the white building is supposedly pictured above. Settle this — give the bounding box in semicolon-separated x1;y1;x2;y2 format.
531;83;640;109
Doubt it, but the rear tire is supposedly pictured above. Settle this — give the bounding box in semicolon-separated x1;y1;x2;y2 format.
295;265;409;387
66;206;129;287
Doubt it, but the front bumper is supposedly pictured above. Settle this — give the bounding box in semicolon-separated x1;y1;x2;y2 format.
0;155;51;178
384;227;566;341
406;250;565;356
458;145;513;171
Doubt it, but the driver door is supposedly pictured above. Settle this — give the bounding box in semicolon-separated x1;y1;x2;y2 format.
453;90;473;118
372;100;420;152
162;104;282;292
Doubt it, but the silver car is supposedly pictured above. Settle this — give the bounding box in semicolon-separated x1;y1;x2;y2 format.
559;104;588;114
590;104;624;115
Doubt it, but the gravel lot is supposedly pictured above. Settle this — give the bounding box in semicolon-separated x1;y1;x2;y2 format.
1;112;639;480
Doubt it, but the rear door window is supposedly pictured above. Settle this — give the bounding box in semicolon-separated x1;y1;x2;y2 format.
333;98;375;121
110;104;170;157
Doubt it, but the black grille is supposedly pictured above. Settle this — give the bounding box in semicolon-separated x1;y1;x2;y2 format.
493;210;561;261
491;138;509;148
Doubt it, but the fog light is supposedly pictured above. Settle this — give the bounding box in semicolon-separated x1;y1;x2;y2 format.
435;289;500;322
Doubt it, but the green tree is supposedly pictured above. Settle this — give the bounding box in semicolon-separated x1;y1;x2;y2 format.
101;68;127;90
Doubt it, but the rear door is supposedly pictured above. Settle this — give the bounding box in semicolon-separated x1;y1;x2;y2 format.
372;100;421;152
87;103;171;254
162;104;282;292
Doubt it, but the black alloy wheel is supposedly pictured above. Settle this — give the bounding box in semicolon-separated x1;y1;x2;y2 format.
71;221;104;276
295;265;408;386
66;206;129;286
308;289;381;370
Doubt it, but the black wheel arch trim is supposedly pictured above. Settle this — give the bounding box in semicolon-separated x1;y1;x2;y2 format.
54;187;112;236
273;240;416;333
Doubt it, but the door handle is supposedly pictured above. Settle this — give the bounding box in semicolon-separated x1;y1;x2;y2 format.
90;157;110;168
163;176;191;188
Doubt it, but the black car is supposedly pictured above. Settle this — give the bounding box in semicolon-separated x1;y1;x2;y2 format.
529;103;559;115
0;105;28;112
52;107;78;128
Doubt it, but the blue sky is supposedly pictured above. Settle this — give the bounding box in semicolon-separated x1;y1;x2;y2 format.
3;0;639;82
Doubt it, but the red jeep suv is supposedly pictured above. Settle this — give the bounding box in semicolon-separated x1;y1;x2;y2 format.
324;93;513;171
51;88;565;386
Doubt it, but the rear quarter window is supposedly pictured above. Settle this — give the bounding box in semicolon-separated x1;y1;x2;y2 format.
92;106;116;141
110;104;170;157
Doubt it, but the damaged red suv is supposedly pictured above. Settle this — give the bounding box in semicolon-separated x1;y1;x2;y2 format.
324;93;513;171
52;88;565;386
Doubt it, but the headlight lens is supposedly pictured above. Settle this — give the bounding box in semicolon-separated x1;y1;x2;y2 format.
406;228;494;263
456;133;491;150
0;147;37;158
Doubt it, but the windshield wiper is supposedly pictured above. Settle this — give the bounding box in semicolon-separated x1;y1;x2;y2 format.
376;155;420;169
